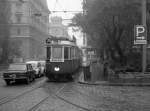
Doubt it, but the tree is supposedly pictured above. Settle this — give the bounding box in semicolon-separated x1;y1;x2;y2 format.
72;0;149;69
0;0;10;64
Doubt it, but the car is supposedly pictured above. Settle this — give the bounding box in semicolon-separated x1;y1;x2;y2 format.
26;61;42;78
3;63;35;85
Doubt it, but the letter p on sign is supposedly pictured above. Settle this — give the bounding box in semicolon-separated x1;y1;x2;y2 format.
134;25;147;44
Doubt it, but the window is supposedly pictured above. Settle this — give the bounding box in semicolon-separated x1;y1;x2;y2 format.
29;65;33;70
75;48;77;58
71;47;75;59
27;64;30;71
16;2;22;7
8;64;26;71
64;47;69;59
51;46;63;59
17;28;21;35
16;14;22;23
47;47;51;59
37;63;41;67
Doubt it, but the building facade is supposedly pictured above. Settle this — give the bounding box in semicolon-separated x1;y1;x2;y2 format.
8;0;50;61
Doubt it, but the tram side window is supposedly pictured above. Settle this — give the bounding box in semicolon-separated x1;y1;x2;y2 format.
47;47;51;59
64;47;69;59
71;47;75;59
75;48;78;58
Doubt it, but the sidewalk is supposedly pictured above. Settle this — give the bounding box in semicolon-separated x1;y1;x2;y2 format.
78;71;150;86
78;71;108;85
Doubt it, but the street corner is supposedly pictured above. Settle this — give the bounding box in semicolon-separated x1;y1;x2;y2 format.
78;71;109;85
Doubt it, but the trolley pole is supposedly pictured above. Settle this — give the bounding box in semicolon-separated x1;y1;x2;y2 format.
142;0;147;73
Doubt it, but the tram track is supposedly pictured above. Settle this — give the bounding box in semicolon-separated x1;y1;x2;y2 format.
0;78;46;106
55;94;91;111
28;84;67;111
1;79;93;111
29;83;92;111
54;84;93;111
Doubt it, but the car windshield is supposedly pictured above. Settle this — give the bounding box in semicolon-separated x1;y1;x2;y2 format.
8;64;26;70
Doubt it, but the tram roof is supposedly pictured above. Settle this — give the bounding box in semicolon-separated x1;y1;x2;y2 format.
45;36;77;46
46;40;78;47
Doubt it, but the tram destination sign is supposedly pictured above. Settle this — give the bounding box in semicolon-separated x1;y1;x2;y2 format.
134;25;147;44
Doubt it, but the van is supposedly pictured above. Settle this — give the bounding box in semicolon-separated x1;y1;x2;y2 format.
26;61;42;78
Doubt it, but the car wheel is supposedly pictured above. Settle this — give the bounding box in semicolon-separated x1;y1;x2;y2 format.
5;80;11;85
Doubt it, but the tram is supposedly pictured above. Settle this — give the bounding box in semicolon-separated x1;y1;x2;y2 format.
45;36;81;80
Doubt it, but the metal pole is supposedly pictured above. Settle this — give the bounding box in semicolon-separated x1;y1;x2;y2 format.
142;0;147;73
83;0;87;46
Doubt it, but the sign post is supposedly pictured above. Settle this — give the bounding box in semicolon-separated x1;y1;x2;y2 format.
134;0;147;73
134;25;147;45
141;0;147;73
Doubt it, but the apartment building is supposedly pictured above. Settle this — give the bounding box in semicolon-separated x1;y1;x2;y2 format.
8;0;50;61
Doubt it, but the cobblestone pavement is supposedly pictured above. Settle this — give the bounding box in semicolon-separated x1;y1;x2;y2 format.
0;77;150;111
0;77;47;111
73;84;150;111
30;82;150;111
0;77;46;99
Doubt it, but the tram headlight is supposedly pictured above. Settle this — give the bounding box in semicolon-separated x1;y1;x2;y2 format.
54;67;60;71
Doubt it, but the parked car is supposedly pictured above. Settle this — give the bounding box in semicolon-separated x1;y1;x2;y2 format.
26;61;42;78
3;63;35;85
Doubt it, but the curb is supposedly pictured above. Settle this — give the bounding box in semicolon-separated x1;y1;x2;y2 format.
78;79;109;85
78;71;150;86
108;82;150;86
78;80;150;86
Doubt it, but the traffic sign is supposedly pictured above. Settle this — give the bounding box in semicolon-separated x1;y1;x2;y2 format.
134;25;147;44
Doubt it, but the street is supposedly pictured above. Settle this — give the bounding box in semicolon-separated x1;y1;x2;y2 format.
1;0;150;110
0;75;149;111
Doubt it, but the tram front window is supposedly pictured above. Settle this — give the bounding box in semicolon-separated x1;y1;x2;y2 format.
51;46;63;61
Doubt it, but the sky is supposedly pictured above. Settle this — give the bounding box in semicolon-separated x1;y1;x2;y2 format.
47;0;84;46
47;0;83;20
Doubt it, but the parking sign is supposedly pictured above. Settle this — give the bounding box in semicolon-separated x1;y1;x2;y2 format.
134;25;147;44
